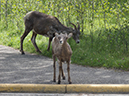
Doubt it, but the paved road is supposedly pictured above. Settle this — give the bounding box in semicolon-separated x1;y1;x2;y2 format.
0;45;129;84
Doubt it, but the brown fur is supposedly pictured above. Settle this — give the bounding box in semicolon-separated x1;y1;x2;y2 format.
52;33;72;84
20;11;80;54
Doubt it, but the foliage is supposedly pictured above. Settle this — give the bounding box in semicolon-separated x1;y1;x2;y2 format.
0;0;129;70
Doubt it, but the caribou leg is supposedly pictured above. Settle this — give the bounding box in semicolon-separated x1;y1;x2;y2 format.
57;59;65;80
61;66;65;80
47;37;53;51
31;32;42;53
58;61;62;84
20;27;32;54
67;60;72;84
53;54;56;82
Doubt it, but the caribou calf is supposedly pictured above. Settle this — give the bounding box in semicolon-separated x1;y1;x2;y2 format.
52;33;73;84
20;11;80;54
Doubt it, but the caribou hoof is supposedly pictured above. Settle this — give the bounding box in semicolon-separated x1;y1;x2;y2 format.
62;76;65;80
69;81;72;84
37;50;42;54
53;79;56;82
20;50;25;55
47;47;50;51
58;81;61;84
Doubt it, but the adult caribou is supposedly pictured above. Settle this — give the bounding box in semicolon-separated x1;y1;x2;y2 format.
20;11;80;54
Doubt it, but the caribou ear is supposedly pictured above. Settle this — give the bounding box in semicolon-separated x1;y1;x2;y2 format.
55;33;59;38
67;33;73;39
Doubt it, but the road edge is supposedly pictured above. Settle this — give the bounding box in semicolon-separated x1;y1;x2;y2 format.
0;84;129;93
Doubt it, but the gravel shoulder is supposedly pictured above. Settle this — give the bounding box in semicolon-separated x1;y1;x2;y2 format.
0;45;129;84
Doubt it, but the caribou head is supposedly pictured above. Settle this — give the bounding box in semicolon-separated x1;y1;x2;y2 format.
70;22;80;44
48;22;81;44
